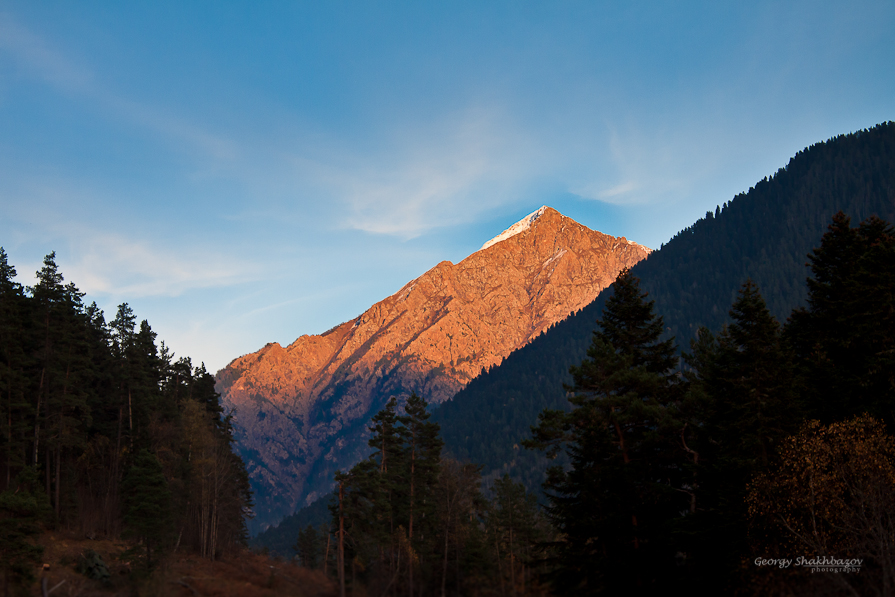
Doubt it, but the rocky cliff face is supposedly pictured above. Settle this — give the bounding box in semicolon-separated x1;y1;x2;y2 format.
216;206;651;532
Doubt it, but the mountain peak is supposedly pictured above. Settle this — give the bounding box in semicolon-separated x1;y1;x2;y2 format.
217;204;651;532
479;206;551;252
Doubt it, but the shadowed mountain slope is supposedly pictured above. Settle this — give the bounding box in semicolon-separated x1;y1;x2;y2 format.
432;122;895;490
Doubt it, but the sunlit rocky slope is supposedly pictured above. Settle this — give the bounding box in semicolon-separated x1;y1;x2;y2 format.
216;206;650;531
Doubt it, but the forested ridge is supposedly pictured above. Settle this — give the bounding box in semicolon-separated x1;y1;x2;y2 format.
273;394;552;596
433;121;895;486
262;208;895;595
0;250;253;592
251;122;895;596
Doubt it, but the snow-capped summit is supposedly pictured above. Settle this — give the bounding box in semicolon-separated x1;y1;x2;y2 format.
479;206;549;252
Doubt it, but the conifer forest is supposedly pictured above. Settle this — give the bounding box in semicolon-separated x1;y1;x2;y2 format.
0;250;252;594
304;209;895;596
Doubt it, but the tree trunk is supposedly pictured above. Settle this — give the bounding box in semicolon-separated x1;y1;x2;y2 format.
33;306;51;468
127;388;133;446
509;526;517;597
6;351;14;490
441;524;449;597
32;367;45;466
5;398;10;490
55;445;61;520
111;406;122;500
45;447;51;498
408;433;416;597
456;535;461;597
496;534;505;597
338;480;346;597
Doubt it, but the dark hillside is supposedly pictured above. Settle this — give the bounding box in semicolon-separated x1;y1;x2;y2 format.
433;122;895;485
256;122;895;556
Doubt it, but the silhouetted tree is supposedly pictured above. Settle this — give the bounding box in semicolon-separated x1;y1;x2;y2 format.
526;269;683;595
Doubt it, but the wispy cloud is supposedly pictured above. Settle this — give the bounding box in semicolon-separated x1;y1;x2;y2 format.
64;231;257;298
569;121;718;206
0;14;93;90
289;107;543;238
598;180;638;199
0;184;260;299
0;14;238;164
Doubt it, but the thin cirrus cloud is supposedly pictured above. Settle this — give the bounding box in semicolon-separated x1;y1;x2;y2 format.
63;230;258;299
0;14;93;90
0;14;542;243
0;172;262;300
292;106;545;239
598;181;639;200
0;14;239;166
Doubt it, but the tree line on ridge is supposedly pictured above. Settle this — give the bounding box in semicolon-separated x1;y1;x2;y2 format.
0;250;252;592
286;211;895;595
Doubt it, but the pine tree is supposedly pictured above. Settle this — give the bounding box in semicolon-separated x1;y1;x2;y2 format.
331;393;446;594
29;253;67;473
365;397;402;572
486;475;543;597
0;467;48;596
122;449;173;568
684;280;801;591
295;524;322;569
436;459;484;597
0;249;29;491
787;212;895;425
525;268;683;595
398;392;443;595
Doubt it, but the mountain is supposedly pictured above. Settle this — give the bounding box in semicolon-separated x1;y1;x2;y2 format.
251;121;895;556
215;206;651;532
432;122;895;493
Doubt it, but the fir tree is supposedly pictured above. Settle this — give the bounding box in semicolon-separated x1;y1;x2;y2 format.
294;524;322;569
122;449;173;568
398;392;443;594
684;280;801;591
0;249;28;491
525;268;683;595
0;467;48;597
787;212;895;425
486;475;543;597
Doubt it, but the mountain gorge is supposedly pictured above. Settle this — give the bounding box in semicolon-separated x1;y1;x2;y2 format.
216;206;651;531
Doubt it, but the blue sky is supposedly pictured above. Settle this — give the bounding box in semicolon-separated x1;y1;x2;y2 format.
1;1;893;372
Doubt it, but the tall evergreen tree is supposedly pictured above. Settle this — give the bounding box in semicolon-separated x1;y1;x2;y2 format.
486;475;543;597
0;467;48;596
121;448;173;568
398;392;443;594
294;524;322;569
331;393;446;595
29;253;67;472
683;280;801;591
525;268;683;595
0;249;28;490
787;212;895;425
